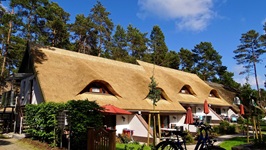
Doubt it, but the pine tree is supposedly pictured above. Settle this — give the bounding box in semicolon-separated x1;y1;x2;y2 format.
192;42;222;81
178;48;194;72
109;25;129;62
44;2;70;49
89;1;114;57
149;25;168;65
234;30;266;100
70;14;96;54
126;24;149;63
10;0;49;43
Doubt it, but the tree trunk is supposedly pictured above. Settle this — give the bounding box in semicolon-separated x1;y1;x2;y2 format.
1;8;13;77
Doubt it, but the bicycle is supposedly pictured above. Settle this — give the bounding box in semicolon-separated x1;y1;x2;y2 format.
155;122;225;150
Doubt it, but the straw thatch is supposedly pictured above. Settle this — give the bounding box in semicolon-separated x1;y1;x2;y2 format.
137;60;231;107
21;46;231;113
206;81;240;112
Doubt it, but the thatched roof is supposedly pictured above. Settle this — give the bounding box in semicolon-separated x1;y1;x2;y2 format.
22;46;231;113
206;81;240;112
138;61;231;107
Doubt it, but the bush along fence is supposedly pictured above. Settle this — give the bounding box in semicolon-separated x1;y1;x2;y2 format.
25;99;103;149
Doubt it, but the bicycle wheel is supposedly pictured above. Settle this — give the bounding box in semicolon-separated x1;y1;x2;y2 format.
155;141;179;150
199;143;208;150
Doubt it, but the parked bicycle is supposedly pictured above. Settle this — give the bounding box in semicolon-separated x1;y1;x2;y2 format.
155;122;225;150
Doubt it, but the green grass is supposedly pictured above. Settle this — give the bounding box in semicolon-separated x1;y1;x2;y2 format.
116;143;151;150
219;137;249;150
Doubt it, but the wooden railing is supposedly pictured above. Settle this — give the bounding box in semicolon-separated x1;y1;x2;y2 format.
87;127;116;150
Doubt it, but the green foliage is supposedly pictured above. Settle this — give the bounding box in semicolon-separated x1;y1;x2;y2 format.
126;24;149;61
192;42;222;81
25;100;103;149
89;1;114;57
216;121;237;134
184;130;194;144
149;25;168;66
66;99;103;150
109;25;129;62
25;102;65;145
178;48;194;72
116;143;150;150
148;75;161;108
219;137;249;150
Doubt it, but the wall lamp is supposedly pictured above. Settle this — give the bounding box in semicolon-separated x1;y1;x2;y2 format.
122;116;125;122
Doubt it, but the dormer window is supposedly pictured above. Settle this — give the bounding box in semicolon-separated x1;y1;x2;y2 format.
181;89;186;94
91;87;100;93
209;89;220;98
80;81;111;95
179;85;195;95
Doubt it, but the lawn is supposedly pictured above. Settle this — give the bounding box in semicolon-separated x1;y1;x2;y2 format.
116;143;151;150
219;137;249;150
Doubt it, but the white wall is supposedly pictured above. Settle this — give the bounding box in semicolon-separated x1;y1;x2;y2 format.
116;115;130;135
228;108;238;119
128;115;152;138
20;76;44;105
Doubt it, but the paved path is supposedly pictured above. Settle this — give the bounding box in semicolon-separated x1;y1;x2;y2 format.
0;133;35;150
185;134;245;150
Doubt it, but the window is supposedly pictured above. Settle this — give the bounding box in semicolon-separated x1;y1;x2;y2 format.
209;90;220;98
80;82;111;94
179;85;195;95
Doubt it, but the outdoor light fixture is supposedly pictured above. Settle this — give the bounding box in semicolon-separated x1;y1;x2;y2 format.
122;116;125;122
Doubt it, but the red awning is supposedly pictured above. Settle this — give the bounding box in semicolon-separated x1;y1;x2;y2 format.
101;104;132;115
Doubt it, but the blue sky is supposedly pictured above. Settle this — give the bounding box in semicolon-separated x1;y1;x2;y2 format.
2;0;266;89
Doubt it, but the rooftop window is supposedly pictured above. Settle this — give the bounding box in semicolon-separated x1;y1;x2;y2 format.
179;85;195;95
80;82;112;95
209;89;220;98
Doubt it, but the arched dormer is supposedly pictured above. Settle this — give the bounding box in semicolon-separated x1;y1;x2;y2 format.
179;85;195;95
209;89;220;98
146;87;171;101
157;87;171;101
79;80;121;97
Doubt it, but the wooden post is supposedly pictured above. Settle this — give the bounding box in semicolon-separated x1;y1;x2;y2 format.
147;113;151;145
157;113;161;139
246;116;249;143
153;113;156;147
253;116;258;140
87;127;95;150
108;129;116;150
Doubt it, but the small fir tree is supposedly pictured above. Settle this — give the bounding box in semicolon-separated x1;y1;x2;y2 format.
148;75;161;110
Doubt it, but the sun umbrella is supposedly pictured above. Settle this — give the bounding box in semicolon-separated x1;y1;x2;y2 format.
101;104;132;115
203;100;209;123
240;104;244;115
184;107;194;131
184;107;194;124
204;100;209;114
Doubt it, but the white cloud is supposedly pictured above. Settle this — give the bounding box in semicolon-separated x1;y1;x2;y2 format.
137;0;215;31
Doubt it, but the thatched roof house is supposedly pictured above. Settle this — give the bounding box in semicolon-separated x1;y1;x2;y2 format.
18;45;231;114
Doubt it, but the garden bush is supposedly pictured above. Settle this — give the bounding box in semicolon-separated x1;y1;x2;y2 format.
25;99;103;149
217;120;237;134
66;100;103;150
25;102;65;146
